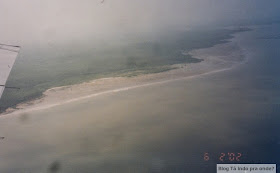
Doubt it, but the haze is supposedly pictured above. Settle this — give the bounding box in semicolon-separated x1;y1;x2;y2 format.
0;0;280;46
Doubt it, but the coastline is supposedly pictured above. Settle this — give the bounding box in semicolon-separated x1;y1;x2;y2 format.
1;32;247;117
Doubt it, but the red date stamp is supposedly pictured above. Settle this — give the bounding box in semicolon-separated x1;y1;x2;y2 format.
204;152;242;162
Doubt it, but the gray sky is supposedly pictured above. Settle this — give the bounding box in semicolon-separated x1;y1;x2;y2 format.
0;0;279;45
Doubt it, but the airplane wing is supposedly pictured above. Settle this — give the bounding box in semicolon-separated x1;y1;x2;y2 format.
0;44;20;99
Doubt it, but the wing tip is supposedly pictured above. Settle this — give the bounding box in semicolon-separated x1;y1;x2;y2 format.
0;43;21;48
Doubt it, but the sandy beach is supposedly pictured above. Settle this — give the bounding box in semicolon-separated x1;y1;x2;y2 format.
1;34;245;116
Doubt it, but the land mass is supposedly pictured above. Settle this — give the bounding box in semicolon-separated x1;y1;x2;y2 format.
2;31;247;116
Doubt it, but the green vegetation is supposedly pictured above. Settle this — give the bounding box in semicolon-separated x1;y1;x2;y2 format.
0;28;250;112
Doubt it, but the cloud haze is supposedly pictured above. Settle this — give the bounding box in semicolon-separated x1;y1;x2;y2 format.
0;0;279;45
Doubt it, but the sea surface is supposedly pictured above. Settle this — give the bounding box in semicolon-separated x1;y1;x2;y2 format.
0;24;279;172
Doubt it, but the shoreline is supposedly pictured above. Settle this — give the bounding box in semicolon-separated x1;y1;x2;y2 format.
1;32;247;117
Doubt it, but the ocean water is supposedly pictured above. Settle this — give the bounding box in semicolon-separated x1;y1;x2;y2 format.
0;24;279;173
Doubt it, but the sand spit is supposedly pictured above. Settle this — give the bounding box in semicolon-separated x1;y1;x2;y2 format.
1;36;246;117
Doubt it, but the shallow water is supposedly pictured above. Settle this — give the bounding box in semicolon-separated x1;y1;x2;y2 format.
0;24;279;173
